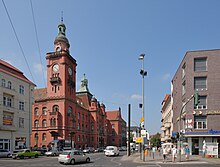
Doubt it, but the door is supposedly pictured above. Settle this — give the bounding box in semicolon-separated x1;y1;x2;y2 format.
192;138;199;155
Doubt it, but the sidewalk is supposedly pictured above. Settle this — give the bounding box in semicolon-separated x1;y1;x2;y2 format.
121;152;220;164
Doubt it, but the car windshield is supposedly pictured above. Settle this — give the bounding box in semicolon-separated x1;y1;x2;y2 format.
107;148;114;150
61;151;70;155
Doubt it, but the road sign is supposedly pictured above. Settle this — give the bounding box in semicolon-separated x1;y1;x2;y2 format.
136;137;143;143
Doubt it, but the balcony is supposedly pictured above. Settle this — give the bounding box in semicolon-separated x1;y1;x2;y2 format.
164;122;171;128
50;75;61;84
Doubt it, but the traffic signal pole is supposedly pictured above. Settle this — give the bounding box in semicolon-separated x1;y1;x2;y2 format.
177;94;195;162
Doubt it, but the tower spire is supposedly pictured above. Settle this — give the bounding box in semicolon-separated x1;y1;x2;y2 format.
61;11;63;22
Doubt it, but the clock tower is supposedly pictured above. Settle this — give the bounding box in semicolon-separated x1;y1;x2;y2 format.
46;20;77;101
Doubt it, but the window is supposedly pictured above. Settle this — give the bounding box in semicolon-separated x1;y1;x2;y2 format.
194;77;207;90
68;106;72;115
2;79;6;87
42;119;47;127
77;123;80;130
78;135;80;142
112;124;115;129
19;101;25;111
194;116;207;129
34;120;39;128
19;117;24;128
78;112;80;120
53;105;59;112
182;81;186;95
34;133;38;141
50;118;56;127
194;57;207;72
42;133;46;141
8;81;12;89
182;63;186;78
3;96;12;107
194;95;207;109
42;107;47;115
19;85;24;95
34;108;39;116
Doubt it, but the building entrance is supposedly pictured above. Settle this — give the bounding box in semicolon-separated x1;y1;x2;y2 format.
192;138;199;155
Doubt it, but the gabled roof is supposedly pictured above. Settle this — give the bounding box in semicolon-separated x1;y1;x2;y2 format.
0;59;35;86
106;110;121;121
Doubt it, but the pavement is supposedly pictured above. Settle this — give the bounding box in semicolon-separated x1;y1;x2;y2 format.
121;152;220;164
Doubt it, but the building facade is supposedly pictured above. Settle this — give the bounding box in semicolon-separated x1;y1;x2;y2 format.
31;21;126;150
0;60;35;151
161;94;173;143
172;49;220;155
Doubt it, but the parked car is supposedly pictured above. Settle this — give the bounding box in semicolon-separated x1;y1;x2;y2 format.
94;147;105;153
82;147;95;153
58;150;90;165
45;149;62;156
12;149;41;159
32;147;47;156
104;146;119;156
0;150;11;158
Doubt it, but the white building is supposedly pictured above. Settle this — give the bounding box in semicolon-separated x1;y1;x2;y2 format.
161;94;173;143
0;59;35;151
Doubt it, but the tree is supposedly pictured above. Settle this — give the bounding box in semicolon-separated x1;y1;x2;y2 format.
150;133;161;147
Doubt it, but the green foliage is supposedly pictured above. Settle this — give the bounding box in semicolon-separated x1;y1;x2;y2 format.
150;133;161;147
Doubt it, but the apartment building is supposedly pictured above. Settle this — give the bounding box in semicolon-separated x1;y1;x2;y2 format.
172;49;220;155
161;94;173;143
0;60;35;151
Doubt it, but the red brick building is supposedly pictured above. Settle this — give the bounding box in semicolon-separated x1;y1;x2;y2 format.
31;21;126;150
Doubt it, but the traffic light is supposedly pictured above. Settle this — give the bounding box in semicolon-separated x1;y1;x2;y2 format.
176;132;179;139
194;92;200;107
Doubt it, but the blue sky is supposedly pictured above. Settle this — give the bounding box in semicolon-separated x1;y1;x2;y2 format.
1;0;220;134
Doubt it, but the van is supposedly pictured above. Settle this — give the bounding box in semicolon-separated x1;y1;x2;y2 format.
104;146;119;156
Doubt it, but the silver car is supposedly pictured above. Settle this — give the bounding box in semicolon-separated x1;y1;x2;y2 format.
0;150;11;158
58;150;90;165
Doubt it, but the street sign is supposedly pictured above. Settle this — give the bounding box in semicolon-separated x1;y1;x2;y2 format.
141;130;146;137
136;137;143;143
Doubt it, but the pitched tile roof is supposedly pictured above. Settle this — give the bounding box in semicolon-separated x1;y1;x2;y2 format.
0;59;35;86
34;88;47;101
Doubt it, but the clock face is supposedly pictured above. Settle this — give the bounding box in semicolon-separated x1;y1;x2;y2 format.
53;64;59;72
68;67;72;75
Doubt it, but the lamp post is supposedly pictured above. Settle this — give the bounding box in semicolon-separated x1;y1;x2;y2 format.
138;54;147;129
138;54;147;161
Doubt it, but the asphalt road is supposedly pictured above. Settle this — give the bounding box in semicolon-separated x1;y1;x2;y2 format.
0;152;219;167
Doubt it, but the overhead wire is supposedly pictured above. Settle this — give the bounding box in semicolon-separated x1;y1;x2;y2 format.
30;0;46;88
2;0;35;83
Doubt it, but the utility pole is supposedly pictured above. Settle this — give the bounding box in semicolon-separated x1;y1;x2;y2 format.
127;104;131;156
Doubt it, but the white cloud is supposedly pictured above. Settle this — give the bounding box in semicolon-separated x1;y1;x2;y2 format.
161;73;171;81
130;94;142;101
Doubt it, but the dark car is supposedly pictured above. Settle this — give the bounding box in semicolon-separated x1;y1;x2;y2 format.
83;147;95;153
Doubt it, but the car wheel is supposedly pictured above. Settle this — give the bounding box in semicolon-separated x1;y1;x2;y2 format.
35;154;38;158
20;155;24;159
7;154;10;158
70;159;75;165
86;157;90;163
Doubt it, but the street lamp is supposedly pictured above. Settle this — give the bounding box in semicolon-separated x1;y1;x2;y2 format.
138;54;147;130
138;54;147;161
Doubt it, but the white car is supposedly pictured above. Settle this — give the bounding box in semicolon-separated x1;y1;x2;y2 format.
58;150;90;165
104;146;119;156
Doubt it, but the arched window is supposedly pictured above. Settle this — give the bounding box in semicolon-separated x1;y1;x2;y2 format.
42;119;47;127
8;81;12;89
53;105;59;112
68;106;72;115
34;107;39;116
34;133;38;141
2;79;5;87
50;118;56;127
34;120;39;128
42;133;46;141
42;107;47;115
